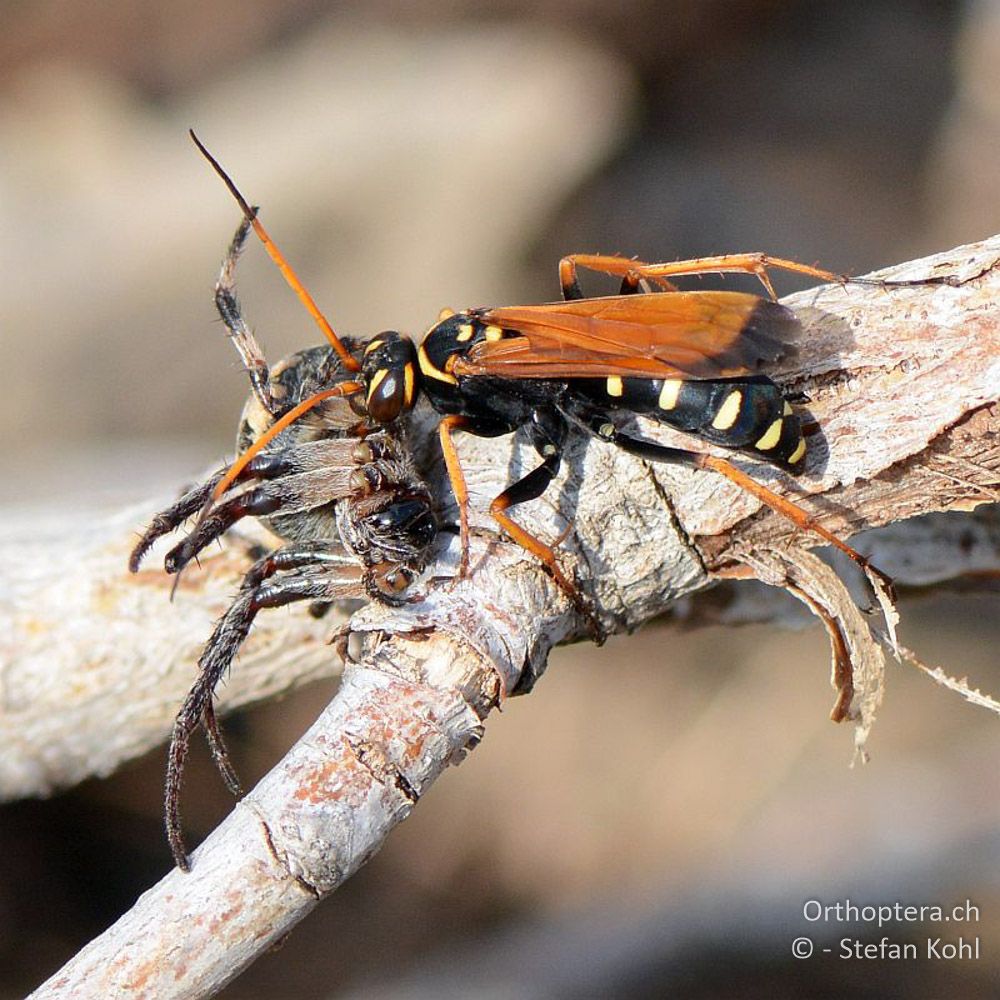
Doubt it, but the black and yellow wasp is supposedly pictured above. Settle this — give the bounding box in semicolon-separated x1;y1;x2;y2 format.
189;130;885;634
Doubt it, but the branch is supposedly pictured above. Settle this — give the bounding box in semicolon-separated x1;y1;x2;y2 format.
20;236;1000;998
0;507;343;800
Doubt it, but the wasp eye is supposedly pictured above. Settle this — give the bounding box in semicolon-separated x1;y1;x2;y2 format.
366;368;404;422
361;333;418;423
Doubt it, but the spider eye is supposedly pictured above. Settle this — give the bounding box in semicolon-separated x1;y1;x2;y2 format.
370;500;425;533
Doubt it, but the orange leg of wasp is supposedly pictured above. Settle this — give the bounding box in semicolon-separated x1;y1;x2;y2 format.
438;415;474;577
583;415;891;595
488;499;595;625
560;252;848;302
438;415;602;639
440;413;560;585
559;255;677;300
490;497;603;641
695;453;893;595
189;130;360;374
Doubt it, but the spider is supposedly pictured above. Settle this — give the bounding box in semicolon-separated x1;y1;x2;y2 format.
130;216;437;870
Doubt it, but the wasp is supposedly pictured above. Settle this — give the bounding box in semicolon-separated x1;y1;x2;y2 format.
189;131;894;640
130;215;437;870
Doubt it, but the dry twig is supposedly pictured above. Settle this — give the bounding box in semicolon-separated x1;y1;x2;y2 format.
8;236;999;998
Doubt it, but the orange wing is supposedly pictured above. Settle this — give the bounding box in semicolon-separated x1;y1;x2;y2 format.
453;291;799;380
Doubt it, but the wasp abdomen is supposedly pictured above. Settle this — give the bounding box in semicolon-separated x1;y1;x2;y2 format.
579;374;806;470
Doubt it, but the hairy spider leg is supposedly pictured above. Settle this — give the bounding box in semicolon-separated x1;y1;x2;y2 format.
166;542;362;870
201;700;241;797
168;382;361;599
162;485;285;573
129;473;223;573
213;382;363;501
215;215;278;416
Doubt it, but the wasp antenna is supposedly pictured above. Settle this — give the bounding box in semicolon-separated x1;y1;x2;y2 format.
189;129;256;219
189;130;361;373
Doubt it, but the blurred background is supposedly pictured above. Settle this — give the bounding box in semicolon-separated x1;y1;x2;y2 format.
2;0;999;996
